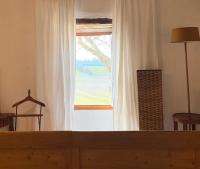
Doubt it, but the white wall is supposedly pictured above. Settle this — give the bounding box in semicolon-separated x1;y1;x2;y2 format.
158;0;200;130
0;0;36;111
76;0;113;18
73;110;113;131
0;0;36;130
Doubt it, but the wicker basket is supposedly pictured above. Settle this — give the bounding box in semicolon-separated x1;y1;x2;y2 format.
137;70;163;130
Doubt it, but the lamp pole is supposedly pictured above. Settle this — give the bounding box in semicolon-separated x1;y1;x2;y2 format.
184;42;191;113
171;27;200;131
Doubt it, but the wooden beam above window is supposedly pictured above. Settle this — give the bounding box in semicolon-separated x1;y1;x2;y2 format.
76;22;112;36
76;18;112;24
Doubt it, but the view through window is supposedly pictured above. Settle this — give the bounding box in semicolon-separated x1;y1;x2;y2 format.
75;27;112;107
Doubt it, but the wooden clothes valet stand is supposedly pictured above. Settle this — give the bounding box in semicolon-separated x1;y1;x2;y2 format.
12;90;45;131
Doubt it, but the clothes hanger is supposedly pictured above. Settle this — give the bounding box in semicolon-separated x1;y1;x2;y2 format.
12;89;45;108
12;89;45;131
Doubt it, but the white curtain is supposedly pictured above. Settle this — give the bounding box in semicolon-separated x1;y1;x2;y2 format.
112;0;159;130
36;0;75;130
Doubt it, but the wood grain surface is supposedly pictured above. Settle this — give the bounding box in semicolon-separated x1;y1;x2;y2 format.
0;131;200;169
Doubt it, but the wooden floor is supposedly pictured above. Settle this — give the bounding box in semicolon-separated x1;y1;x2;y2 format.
0;131;200;169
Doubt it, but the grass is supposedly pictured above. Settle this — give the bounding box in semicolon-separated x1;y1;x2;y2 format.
75;64;112;105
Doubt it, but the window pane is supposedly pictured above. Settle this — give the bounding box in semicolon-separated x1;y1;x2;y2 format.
75;34;112;105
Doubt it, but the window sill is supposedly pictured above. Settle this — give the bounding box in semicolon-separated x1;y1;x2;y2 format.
74;105;113;110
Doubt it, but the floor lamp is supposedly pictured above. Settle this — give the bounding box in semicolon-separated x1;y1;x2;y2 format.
171;27;200;113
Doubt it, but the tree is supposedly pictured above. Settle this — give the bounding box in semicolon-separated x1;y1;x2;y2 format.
77;36;111;72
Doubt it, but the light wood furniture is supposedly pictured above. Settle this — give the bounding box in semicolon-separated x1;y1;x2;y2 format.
1;131;200;168
137;70;163;130
12;90;45;131
173;112;200;130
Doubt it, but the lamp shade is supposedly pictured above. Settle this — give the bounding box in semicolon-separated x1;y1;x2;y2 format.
171;27;200;43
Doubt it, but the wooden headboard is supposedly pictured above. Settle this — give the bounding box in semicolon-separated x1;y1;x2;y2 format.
0;131;200;169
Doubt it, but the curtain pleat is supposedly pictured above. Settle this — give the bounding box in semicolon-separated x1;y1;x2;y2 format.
112;0;159;130
35;0;75;130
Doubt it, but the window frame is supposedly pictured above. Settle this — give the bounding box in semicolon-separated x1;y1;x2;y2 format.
76;31;111;36
75;19;113;110
74;105;113;110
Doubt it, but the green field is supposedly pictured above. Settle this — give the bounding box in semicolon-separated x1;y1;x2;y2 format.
74;63;112;105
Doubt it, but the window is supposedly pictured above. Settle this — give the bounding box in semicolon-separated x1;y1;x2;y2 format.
75;19;112;110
